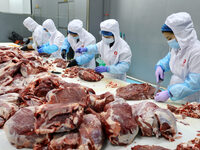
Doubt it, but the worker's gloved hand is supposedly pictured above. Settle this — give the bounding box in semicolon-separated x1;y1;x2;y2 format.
23;38;30;45
38;48;44;54
95;66;108;73
61;49;67;59
155;65;164;83
76;47;88;54
68;59;78;67
155;90;170;102
21;45;29;51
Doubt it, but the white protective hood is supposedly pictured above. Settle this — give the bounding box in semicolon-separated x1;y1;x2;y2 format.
100;19;121;46
165;12;198;53
23;17;39;32
42;19;64;47
99;19;132;64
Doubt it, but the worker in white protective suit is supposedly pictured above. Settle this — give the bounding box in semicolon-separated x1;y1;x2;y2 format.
76;19;132;80
155;12;200;103
61;19;96;69
38;19;65;58
21;17;49;51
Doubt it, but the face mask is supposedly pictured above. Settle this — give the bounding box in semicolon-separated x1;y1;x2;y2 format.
73;36;79;40
102;36;114;44
168;39;180;50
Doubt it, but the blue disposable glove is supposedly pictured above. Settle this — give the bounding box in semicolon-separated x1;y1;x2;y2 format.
76;47;88;54
155;90;170;102
155;65;164;83
95;66;108;73
38;48;44;53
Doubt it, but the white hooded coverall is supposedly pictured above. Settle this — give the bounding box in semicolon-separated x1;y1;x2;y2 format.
157;12;200;102
42;19;65;58
23;17;49;50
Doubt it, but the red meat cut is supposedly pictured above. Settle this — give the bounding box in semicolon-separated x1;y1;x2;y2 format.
167;102;200;119
116;83;158;100
131;145;170;150
100;98;139;145
132;101;177;141
78;68;104;82
176;138;200;150
4;107;47;149
78;114;103;150
34;103;84;134
20;73;62;106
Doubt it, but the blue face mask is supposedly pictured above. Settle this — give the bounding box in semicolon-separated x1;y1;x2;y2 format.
73;36;79;40
168;39;180;50
47;32;51;36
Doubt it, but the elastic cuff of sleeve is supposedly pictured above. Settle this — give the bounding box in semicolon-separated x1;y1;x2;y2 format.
167;89;173;98
106;66;110;72
156;65;165;72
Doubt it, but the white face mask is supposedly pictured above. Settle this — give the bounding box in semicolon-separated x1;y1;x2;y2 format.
102;36;114;44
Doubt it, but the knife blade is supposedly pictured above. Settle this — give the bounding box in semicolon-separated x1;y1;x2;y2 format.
154;79;163;96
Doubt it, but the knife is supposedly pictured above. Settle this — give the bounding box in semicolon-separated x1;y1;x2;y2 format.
154;79;163;96
51;71;62;74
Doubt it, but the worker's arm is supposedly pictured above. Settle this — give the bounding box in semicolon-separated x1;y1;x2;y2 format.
156;52;171;72
61;37;71;53
107;61;130;74
168;72;200;100
86;44;99;55
75;53;95;65
38;44;58;54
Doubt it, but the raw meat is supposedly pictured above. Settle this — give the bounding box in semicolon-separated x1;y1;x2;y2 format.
46;82;113;112
116;83;159;100
49;132;80;150
100;98;139;145
53;58;68;69
0;101;18;127
176;138;200;150
62;66;84;78
131;145;169;150
49;114;103;150
0;74;25;95
0;93;20;103
20;73;61;106
134;102;160;137
4;107;47;148
0;93;20;127
78;114;103;150
34;103;84;134
106;81;119;88
20;60;47;77
132;101;177;141
154;108;177;141
46;86;90;106
78;68;104;82
0;60;22;85
89;92;115;112
167;102;200;118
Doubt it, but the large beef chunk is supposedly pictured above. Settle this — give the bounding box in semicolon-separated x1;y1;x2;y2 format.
34;103;84;134
4;107;47;149
78;69;104;82
116;83;158;100
132;101;177;141
100;98;139;145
